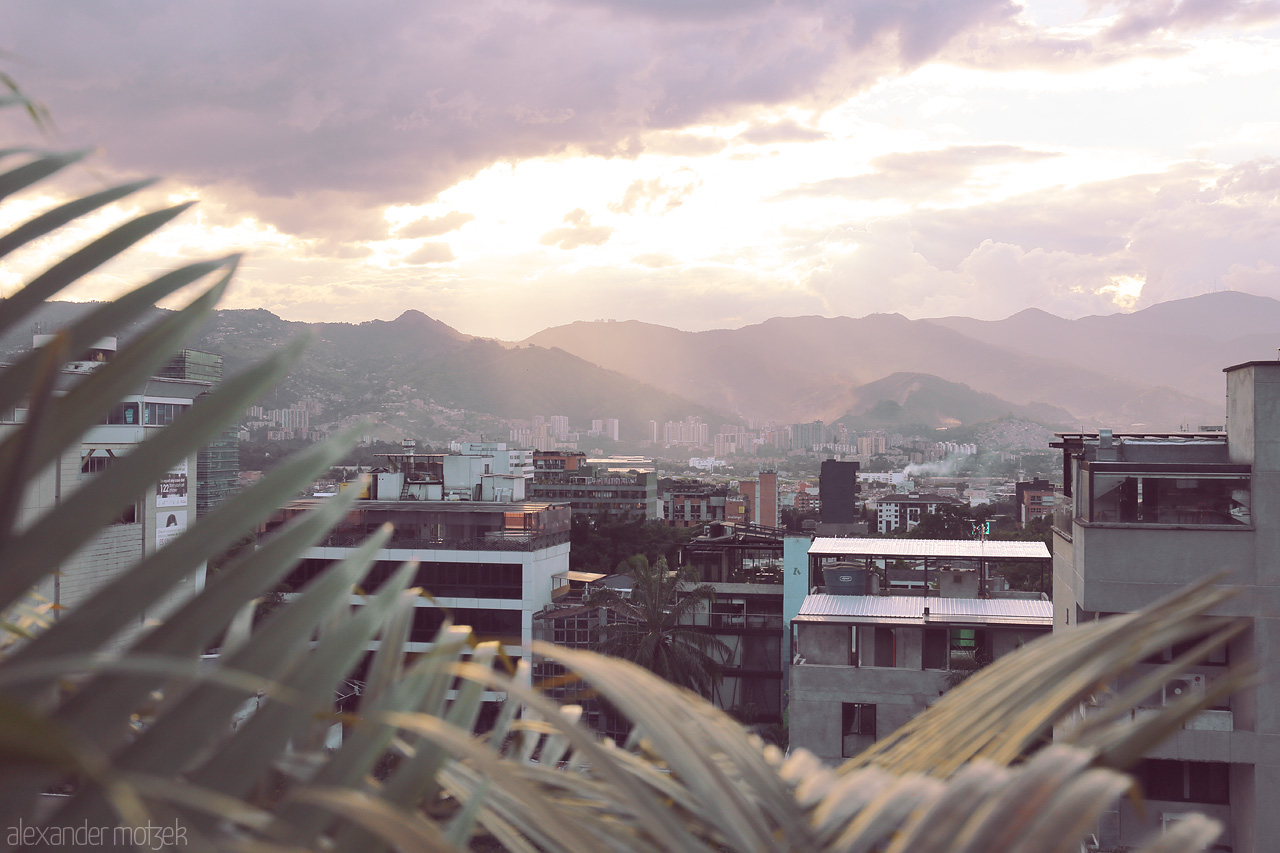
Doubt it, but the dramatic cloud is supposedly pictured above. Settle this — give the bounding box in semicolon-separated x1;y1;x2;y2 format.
1;0;1023;236
4;0;1280;336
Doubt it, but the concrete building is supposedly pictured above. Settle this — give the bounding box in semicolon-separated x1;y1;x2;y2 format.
874;492;963;534
528;450;658;521
273;447;572;699
534;520;795;731
738;470;779;528
1051;360;1280;852
1015;477;1056;527
2;338;212;649
663;482;735;528
789;595;1052;763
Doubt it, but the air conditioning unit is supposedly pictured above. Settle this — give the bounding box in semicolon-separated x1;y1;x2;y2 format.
1162;674;1206;705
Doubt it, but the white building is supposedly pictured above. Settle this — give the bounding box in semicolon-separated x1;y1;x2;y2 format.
2;337;211;649
874;493;963;534
272;447;572;699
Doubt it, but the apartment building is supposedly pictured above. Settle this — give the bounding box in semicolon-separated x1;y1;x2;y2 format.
528;449;658;520
788;594;1052;762
272;445;571;695
1015;477;1056;527
1051;361;1280;852
2;338;212;648
874;492;963;534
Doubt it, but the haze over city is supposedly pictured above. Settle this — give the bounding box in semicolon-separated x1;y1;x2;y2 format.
3;0;1280;340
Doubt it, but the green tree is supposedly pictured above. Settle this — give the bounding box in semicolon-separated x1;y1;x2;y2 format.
587;556;729;697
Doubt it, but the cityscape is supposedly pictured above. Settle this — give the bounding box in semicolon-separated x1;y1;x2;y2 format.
4;1;1280;851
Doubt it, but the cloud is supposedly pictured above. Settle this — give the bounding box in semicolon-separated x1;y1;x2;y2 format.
1098;0;1280;43
737;118;827;144
396;211;475;238
1;0;1025;237
608;174;699;214
540;208;614;249
403;242;456;264
776;145;1061;201
641;131;729;157
799;157;1280;319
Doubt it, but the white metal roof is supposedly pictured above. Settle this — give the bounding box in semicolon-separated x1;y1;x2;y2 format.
795;594;1053;626
809;538;1050;560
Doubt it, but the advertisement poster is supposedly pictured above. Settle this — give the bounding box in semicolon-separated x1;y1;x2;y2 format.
157;460;188;508
156;510;187;548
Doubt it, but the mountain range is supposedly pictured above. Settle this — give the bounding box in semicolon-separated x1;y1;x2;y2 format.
524;291;1280;430
6;291;1278;436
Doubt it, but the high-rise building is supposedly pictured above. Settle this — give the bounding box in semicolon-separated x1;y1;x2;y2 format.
820;459;860;524
759;470;779;528
1051;361;1280;851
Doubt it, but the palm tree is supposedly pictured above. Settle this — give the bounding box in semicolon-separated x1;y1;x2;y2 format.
587;555;729;697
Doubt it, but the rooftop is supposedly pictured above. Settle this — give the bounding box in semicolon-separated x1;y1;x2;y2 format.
810;538;1050;560
795;594;1052;626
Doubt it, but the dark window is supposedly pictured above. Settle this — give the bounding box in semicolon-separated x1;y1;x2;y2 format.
81;451;115;474
923;628;947;669
105;403;140;425
1138;760;1230;805
410;605;521;644
144;402;188;426
873;626;896;667
841;703;876;757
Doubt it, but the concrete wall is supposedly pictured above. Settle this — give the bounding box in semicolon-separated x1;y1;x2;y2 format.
789;662;947;764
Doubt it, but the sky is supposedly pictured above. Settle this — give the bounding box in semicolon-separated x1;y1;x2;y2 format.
2;0;1280;340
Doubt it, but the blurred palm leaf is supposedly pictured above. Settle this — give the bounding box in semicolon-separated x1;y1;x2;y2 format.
0;87;1244;853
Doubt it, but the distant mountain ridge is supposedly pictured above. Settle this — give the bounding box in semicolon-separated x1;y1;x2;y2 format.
1;302;726;441
524;293;1280;428
12;290;1277;435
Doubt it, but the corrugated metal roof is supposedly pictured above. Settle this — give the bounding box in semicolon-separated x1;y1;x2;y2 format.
795;594;1052;626
809;538;1050;560
555;570;606;582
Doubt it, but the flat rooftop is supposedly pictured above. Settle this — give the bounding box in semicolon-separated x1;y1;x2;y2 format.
795;594;1053;626
286;498;567;513
809;538;1050;560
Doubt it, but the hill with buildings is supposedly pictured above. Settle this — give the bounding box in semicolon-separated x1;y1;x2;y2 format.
14;291;1276;435
1;303;726;441
523;292;1280;428
830;373;1076;430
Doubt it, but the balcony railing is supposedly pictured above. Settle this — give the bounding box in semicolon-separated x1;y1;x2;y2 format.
310;529;571;552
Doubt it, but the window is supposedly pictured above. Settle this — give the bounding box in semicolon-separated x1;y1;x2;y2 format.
923;628;991;670
1136;760;1229;805
105;402;140;425
81;451;116;474
1090;472;1249;526
841;703;876;756
143;402;188;426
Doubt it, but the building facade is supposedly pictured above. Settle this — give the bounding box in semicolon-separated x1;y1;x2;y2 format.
273;447;572;697
789;594;1051;763
1051;361;1280;852
3;337;211;649
528;450;658;521
1014;477;1056;527
874;493;963;534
